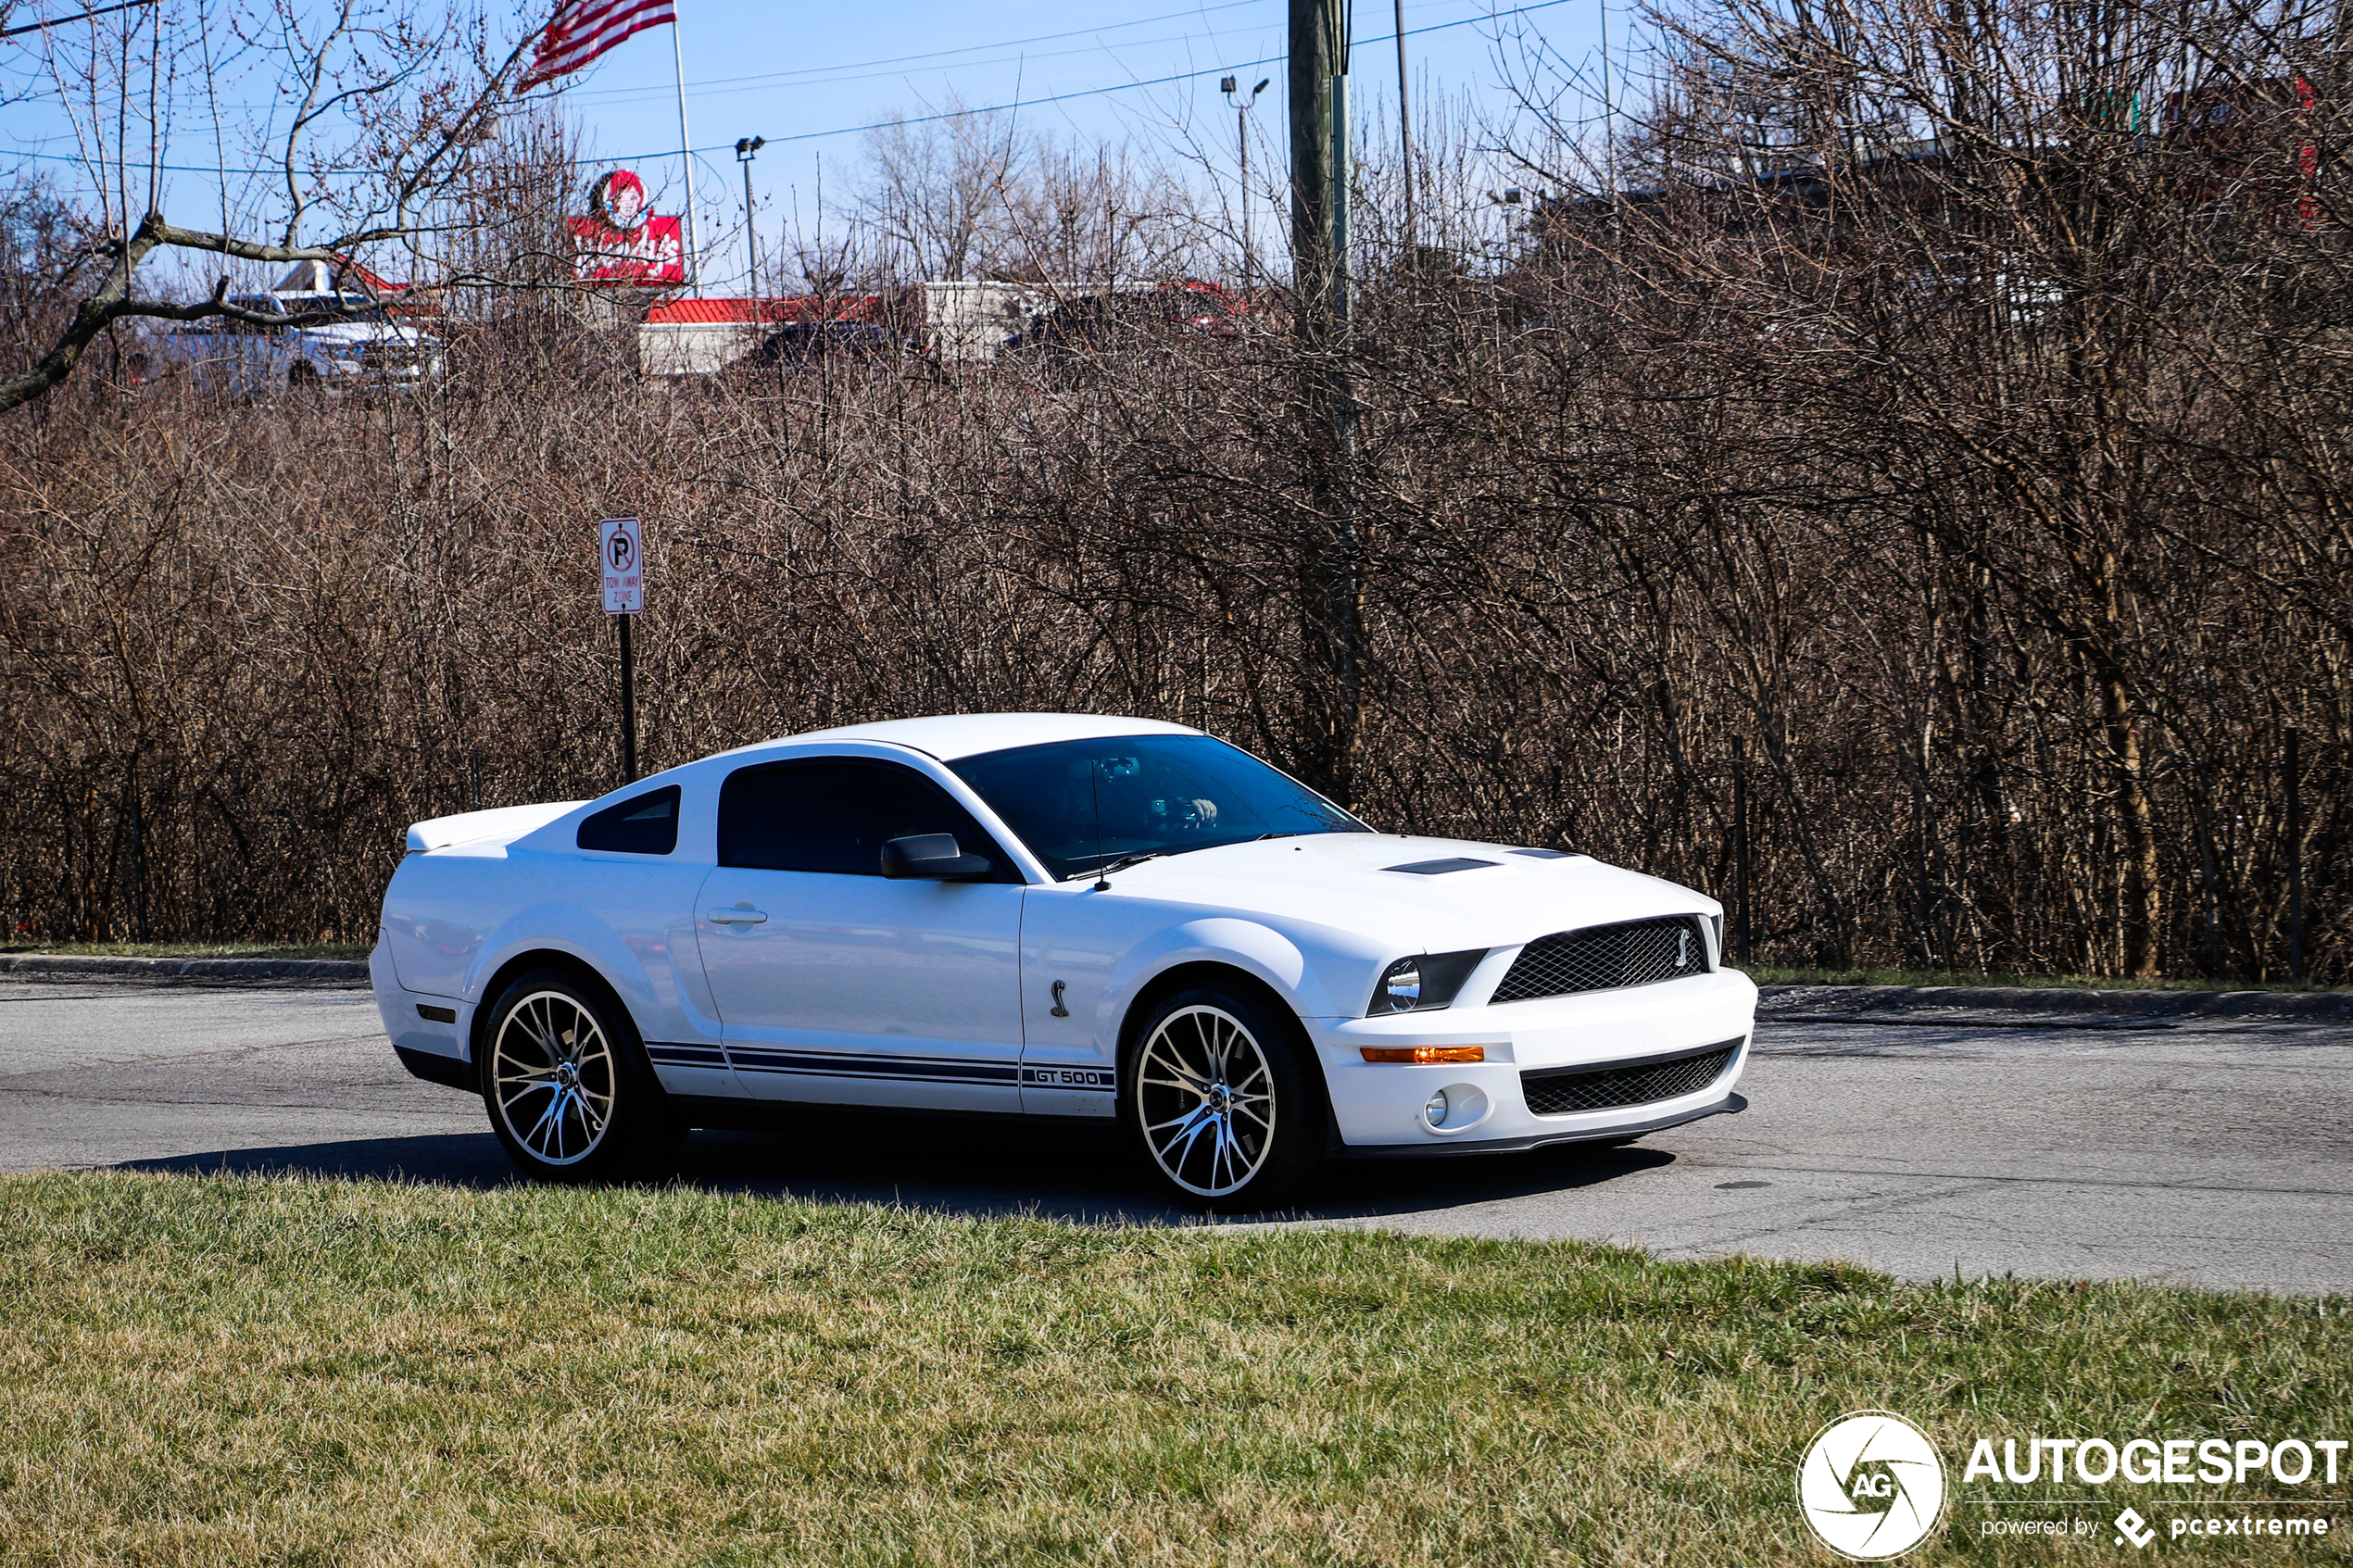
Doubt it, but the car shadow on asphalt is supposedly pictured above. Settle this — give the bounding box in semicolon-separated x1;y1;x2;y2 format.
118;1118;1679;1228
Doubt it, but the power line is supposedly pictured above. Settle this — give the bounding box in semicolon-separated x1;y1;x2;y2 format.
605;0;1579;159
567;28;1263;110
565;0;1501;110
562;0;1272;103
1;0;1579;177
0;0;156;39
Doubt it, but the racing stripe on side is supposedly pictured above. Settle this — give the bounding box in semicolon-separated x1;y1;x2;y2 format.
723;1047;1022;1085
645;1043;726;1067
657;1045;1118;1093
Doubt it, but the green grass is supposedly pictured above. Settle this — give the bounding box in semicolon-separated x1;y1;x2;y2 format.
1;1173;2346;1565
0;942;368;961
1751;965;2346;995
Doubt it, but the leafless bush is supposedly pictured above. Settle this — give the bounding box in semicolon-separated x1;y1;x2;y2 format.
0;0;2341;982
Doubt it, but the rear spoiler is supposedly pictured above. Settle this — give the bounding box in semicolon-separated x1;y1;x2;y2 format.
405;801;584;854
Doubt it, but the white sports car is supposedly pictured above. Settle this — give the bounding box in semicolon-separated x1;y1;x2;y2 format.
372;714;1756;1209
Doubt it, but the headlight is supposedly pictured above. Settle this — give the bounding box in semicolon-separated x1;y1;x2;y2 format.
1366;949;1487;1015
1425;1088;1451;1126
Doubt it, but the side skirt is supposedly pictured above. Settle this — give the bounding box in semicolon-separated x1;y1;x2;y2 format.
663;1094;1112;1136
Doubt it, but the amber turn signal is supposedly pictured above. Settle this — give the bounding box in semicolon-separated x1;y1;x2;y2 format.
1359;1045;1487;1064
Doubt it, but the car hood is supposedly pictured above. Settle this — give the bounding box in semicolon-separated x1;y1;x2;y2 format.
1088;833;1717;953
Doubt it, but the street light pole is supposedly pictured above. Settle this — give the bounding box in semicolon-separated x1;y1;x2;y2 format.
1222;76;1270;292
735;136;766;298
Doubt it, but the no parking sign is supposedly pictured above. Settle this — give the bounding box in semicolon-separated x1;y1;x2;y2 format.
600;518;643;614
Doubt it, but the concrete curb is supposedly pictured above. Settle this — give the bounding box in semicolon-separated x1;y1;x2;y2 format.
0;953;370;986
1757;981;2353;1022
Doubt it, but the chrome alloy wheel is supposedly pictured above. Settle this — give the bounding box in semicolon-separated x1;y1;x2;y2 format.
1135;1004;1277;1198
490;990;617;1166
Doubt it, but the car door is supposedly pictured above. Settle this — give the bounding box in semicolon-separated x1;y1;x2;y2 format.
695;756;1028;1111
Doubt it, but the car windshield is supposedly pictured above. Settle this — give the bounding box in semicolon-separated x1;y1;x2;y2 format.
950;734;1367;880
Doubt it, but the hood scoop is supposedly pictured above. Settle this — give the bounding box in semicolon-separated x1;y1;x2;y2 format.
1384;857;1499;875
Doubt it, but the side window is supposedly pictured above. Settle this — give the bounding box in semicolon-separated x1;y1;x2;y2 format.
576;784;681;855
718;760;1012;878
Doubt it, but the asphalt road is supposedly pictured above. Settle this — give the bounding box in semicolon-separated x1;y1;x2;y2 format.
3;978;2347;1295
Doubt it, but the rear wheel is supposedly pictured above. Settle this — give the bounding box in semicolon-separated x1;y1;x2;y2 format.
1122;985;1326;1212
480;971;681;1182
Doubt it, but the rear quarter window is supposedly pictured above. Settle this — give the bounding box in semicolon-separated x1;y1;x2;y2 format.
576;785;682;855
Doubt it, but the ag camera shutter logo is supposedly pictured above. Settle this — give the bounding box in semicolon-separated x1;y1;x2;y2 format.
1797;1411;1948;1560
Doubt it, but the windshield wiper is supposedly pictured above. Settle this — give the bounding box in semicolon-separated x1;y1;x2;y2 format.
1084;834;1297;886
1088;850;1164;889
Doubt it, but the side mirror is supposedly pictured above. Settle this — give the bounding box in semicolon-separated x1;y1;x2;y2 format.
879;834;994;880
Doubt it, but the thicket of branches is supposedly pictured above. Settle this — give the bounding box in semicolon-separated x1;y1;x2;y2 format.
0;0;2342;981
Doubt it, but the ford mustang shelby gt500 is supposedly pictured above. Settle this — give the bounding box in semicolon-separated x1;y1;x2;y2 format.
373;713;1756;1209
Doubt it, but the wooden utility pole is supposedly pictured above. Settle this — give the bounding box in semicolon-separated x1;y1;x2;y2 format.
1290;0;1362;805
1393;0;1414;253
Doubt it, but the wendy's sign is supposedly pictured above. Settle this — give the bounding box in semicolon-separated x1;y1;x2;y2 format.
568;169;686;285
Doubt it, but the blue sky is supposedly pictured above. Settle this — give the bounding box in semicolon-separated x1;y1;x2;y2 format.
560;0;1614;284
1;0;1621;292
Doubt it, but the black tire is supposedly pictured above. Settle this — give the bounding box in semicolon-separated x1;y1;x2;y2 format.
478;969;683;1183
1120;983;1327;1212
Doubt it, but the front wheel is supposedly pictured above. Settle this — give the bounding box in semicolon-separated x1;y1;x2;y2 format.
1122;985;1327;1212
480;971;682;1182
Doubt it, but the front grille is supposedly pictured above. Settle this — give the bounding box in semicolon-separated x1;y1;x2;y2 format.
1491;915;1709;1004
1520;1039;1742;1117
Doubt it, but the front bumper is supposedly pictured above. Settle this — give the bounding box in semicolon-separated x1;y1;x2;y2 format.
1309;968;1757;1152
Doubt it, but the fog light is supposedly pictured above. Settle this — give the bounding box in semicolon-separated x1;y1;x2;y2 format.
1425;1088;1450;1126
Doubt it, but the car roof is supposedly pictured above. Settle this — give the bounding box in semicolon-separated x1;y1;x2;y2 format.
724;712;1203;763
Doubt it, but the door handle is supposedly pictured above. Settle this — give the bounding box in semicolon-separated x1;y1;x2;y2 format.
708;907;768;925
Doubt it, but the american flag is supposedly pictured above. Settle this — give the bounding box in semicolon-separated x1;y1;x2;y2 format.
517;0;676;91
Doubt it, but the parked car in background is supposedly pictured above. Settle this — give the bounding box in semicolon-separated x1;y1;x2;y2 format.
740;319;904;367
1007;280;1247;356
373;713;1757;1210
132;261;442;395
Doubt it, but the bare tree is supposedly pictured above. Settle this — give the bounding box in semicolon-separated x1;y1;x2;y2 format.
0;0;536;411
0;0;2341;985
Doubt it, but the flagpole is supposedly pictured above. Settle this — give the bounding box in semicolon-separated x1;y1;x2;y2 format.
671;5;699;294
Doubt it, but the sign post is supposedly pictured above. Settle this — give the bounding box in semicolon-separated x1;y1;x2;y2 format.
600;518;645;784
